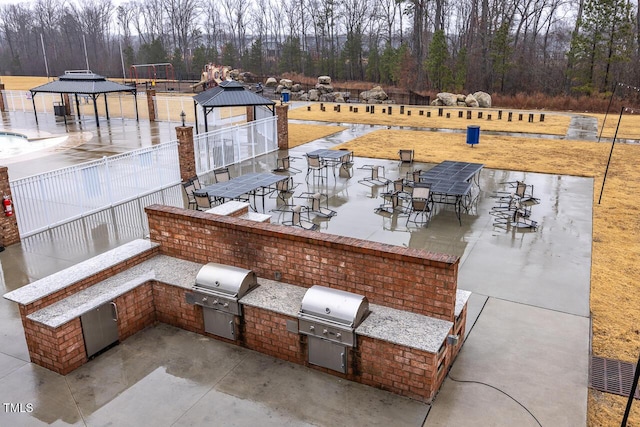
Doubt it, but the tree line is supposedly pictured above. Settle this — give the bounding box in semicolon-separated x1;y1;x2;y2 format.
0;0;637;96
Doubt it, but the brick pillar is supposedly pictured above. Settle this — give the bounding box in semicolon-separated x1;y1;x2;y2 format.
0;83;5;112
246;106;255;122
276;105;289;150
0;166;20;247
63;93;71;115
176;126;196;182
147;89;156;122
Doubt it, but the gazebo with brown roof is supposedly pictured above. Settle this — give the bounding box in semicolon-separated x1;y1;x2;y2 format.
29;70;138;127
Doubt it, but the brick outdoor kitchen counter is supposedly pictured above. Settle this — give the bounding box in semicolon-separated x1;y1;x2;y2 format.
3;232;471;402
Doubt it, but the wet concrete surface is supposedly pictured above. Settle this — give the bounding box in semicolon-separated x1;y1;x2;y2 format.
0;110;592;425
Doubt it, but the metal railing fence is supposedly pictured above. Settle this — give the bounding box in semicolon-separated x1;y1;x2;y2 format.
193;116;278;175
10;141;181;237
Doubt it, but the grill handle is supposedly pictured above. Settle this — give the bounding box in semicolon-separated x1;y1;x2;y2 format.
341;351;346;370
229;320;234;338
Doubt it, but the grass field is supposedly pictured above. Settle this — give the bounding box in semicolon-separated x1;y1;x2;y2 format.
2;75;640;425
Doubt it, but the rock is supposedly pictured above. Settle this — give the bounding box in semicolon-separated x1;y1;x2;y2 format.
315;83;334;94
265;77;278;87
318;75;332;84
465;94;479;108
474;91;492;108
456;94;466;102
335;94;345;103
291;83;302;92
300;93;309;101
457;101;467;106
275;84;284;94
280;79;293;89
360;86;388;102
309;89;319;101
431;99;444;106
436;92;458;106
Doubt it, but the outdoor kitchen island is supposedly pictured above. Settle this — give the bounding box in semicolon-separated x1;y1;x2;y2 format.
4;204;471;403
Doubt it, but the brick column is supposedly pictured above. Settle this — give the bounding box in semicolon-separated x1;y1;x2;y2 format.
63;94;71;115
0;83;5;112
276;105;289;150
176;126;196;182
0;166;20;247
246;106;255;122
147;89;156;122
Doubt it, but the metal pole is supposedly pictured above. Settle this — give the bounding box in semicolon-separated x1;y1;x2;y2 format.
83;35;90;71
621;350;640;426
598;106;625;204
40;34;50;79
119;41;126;81
598;82;618;143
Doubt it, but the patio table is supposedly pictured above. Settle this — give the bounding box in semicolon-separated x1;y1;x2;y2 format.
196;172;288;212
306;149;354;178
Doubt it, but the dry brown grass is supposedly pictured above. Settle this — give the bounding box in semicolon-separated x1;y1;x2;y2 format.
288;124;346;148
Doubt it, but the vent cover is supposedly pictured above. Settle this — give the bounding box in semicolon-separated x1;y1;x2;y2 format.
589;356;639;399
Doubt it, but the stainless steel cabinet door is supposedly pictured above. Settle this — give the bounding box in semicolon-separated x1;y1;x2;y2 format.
308;336;348;373
81;301;119;358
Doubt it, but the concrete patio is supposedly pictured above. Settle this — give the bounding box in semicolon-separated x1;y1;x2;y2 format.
0;112;590;426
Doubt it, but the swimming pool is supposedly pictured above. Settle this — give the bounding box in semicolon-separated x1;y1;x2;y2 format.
0;131;67;159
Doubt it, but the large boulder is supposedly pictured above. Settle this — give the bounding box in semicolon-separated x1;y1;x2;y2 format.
465;94;479;108
291;83;302;92
265;77;278;87
280;78;293;89
275;84;284;94
315;83;334;94
474;91;492;108
308;89;320;101
319;92;343;102
435;92;458;106
318;75;332;85
300;92;309;101
360;86;388;102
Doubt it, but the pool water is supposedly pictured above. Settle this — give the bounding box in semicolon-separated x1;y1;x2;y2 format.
0;131;66;159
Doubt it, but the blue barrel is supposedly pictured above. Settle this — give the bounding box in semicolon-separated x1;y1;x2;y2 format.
282;92;290;103
466;125;480;147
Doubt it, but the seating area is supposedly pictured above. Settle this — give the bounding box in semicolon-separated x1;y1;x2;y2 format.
490;180;540;231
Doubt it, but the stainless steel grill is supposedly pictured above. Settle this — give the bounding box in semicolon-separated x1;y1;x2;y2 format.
187;263;257;340
298;285;369;373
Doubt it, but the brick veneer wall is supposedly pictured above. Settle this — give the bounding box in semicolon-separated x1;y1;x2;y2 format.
243;306;304;364
22;317;86;375
145;205;459;321
115;282;156;341
0;166;20;246
147;89;156;121
20;246;159;316
153;282;204;334
358;337;446;402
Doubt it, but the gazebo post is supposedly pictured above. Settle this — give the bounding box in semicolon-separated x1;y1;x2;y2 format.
134;92;139;121
31;92;38;124
104;94;110;120
59;93;67;125
92;95;100;127
204;107;209;133
74;94;81;122
193;100;199;134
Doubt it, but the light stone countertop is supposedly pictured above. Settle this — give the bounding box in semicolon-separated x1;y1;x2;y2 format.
26;256;203;328
356;304;453;354
241;279;461;355
240;278;307;317
455;289;472;317
3;239;159;305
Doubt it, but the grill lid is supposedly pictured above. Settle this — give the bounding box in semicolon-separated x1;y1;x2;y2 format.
299;285;369;328
194;263;257;298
